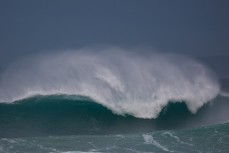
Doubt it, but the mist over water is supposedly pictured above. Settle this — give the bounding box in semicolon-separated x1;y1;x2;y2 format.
0;47;220;119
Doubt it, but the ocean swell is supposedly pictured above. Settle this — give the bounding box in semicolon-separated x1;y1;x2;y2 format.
0;47;220;118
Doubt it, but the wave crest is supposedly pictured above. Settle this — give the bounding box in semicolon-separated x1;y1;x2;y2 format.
0;47;220;118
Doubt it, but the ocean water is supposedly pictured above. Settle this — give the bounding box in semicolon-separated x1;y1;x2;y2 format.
0;48;228;152
0;95;229;153
1;122;229;153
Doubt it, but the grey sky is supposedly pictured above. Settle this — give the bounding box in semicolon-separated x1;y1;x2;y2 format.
0;0;229;65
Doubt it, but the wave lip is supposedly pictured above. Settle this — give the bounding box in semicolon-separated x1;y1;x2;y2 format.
0;47;220;118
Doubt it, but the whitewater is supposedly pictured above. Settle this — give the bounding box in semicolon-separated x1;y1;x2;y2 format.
0;47;220;118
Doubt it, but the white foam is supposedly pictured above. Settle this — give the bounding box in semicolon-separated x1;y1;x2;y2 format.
143;134;173;152
163;131;193;146
0;47;220;118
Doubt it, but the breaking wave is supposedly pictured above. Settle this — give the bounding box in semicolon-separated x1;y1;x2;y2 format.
0;47;220;118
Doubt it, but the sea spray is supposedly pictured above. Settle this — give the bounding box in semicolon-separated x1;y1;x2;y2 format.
0;47;220;118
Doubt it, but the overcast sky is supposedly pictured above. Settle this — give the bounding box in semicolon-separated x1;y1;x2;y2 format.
0;0;229;65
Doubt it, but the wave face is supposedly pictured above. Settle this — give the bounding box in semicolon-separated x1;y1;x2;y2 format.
1;94;229;138
0;47;220;118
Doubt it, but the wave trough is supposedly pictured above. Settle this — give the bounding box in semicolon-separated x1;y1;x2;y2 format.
0;47;220;118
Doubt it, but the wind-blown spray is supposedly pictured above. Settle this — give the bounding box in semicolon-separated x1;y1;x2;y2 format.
0;47;220;118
